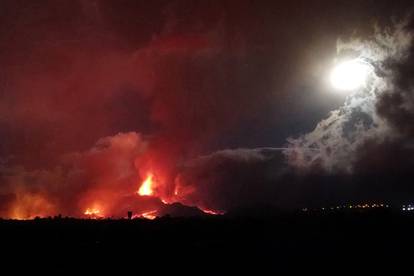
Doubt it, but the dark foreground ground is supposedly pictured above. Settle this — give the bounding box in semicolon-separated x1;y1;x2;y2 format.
1;209;413;272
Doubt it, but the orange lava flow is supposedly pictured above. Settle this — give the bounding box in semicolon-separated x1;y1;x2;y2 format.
141;210;157;220
138;173;154;196
84;208;102;218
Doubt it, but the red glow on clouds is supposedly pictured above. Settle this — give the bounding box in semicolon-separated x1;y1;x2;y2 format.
9;194;55;220
0;131;225;219
0;2;239;219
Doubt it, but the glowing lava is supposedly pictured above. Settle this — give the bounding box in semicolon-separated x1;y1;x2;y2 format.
138;173;154;196
141;210;157;220
200;208;224;215
84;208;102;218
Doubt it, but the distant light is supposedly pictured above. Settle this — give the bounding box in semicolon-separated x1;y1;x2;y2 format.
330;59;370;91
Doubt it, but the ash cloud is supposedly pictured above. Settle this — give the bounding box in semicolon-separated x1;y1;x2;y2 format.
0;132;157;218
2;1;414;216
173;148;295;212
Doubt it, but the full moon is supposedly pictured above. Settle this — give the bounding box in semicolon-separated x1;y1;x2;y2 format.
330;59;370;91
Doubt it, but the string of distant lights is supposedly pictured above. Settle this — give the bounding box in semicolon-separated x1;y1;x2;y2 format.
302;204;414;212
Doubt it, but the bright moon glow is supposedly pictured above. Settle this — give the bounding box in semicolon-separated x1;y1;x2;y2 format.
330;60;370;91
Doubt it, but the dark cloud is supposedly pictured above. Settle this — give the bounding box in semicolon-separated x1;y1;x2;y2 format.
377;29;414;137
173;148;298;211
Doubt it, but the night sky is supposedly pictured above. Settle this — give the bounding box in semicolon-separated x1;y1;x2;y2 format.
1;0;414;218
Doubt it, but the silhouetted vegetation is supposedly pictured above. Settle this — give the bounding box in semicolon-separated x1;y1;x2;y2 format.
1;209;413;271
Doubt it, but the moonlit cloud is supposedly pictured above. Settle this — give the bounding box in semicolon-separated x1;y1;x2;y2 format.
286;18;414;173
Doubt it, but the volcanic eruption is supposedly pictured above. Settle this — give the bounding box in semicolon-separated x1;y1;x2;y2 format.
138;173;155;197
1;1;414;220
